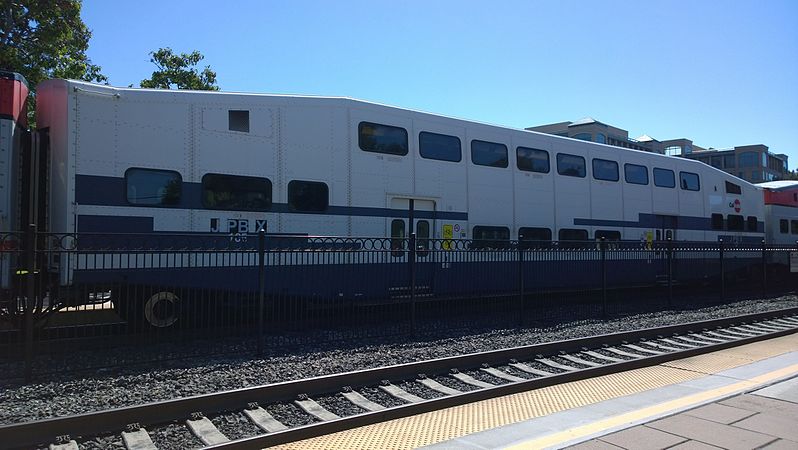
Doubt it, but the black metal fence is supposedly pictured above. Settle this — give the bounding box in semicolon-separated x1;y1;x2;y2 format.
1;228;797;381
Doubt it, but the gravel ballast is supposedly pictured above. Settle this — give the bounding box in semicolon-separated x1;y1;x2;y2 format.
1;295;796;434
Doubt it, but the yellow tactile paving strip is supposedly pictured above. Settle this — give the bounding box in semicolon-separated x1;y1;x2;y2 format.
273;332;798;450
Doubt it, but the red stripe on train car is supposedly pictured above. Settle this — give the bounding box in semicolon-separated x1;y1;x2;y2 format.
0;74;29;126
764;188;798;208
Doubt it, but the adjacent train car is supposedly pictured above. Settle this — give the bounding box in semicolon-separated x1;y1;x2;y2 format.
758;180;798;248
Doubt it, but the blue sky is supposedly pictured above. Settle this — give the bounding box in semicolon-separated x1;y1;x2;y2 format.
82;0;798;166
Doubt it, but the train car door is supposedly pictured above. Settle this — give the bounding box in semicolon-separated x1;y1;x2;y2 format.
387;197;436;295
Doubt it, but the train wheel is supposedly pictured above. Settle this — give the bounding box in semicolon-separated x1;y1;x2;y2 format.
143;291;181;328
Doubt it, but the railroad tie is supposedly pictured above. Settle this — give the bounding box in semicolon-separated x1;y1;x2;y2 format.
658;337;699;348
294;397;341;421
450;372;495;388
244;406;288;433
480;367;527;382
559;354;603;367
417;377;462;395
602;347;644;359
342;390;386;411
703;331;739;341
186;416;230;446
581;351;625;363
380;384;426;402
622;344;664;355
121;427;156;450
49;441;78;450
537;358;580;371
644;342;684;352
509;362;556;376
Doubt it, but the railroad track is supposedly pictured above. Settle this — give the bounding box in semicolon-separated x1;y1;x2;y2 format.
4;307;798;450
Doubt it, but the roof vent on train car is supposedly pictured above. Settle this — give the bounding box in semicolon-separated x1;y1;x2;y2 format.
228;110;249;132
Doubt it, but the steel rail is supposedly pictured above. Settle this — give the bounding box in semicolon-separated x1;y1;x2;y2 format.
2;306;797;449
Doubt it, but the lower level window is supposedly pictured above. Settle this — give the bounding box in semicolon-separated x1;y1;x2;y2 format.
472;226;510;249
727;215;744;231
125;168;181;206
202;174;271;211
288;180;328;212
780;219;789;234
391;219;405;257
595;230;621;241
559;229;588;241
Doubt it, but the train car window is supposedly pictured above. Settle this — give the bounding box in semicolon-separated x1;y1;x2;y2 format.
558;229;588;241
125;168;181;206
725;181;742;195
679;172;700;191
624;164;649;185
592;158;619;182
391;219;405;257
287;180;328;212
746;216;757;232
416;220;430;256
653;168;675;188
792;220;798;235
228;110;249;132
516;147;550;173
780;219;789;234
201;174;271;211
727;214;744;231
472;226;510;249
358;121;409;155
471;140;508;168
557;153;586;178
595;230;621;241
519;227;552;241
711;214;724;230
419;131;461;162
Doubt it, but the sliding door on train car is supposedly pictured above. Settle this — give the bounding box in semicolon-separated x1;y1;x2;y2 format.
387;197;436;297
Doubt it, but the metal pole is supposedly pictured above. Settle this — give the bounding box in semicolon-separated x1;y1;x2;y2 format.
24;223;36;382
518;234;524;327
719;238;725;302
667;237;673;307
409;232;417;336
761;238;767;298
257;227;266;355
600;236;607;317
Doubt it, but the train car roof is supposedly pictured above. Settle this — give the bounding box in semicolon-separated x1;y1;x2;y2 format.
756;181;798;191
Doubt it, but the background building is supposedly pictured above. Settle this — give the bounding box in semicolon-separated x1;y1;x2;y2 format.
526;119;789;183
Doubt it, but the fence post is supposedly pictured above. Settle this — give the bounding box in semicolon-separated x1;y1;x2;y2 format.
409;232;417;335
24;223;36;382
257;227;266;355
517;235;524;327
719;238;725;302
600;237;607;318
667;237;673;307
761;239;767;298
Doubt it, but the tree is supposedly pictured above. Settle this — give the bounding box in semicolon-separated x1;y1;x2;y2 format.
0;0;107;92
139;48;219;90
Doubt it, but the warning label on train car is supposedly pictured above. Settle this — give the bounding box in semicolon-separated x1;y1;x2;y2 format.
443;224;453;250
791;252;798;273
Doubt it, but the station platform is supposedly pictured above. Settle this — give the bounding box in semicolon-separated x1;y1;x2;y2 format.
276;332;798;450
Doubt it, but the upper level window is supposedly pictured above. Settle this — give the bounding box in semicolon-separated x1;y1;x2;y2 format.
664;146;682;156
228;110;249;132
125;168;181;206
516;147;550;173
725;181;742;195
288;180;328;212
471;140;508;168
679;171;700;191
419;131;461;162
358;122;408;155
557;153;586;178
624;164;648;185
202;174;271;211
738;152;758;168
653;168;675;188
592;158;619;182
595;133;606;144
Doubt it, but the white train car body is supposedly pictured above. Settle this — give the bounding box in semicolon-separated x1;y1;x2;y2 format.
35;79;765;249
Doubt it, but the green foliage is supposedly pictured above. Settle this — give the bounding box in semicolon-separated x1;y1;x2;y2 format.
0;0;107;123
139;48;219;91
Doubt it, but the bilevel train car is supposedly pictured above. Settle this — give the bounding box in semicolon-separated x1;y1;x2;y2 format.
3;73;794;326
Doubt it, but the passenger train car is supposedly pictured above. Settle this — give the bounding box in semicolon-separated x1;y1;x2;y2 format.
3;73;794;326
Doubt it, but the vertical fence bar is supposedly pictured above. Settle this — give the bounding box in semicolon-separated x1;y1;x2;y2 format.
761;239;767;298
24;223;36;382
719;238;725;302
517;235;524;326
600;237;607;317
409;232;417;335
667;237;673;307
257;227;266;355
